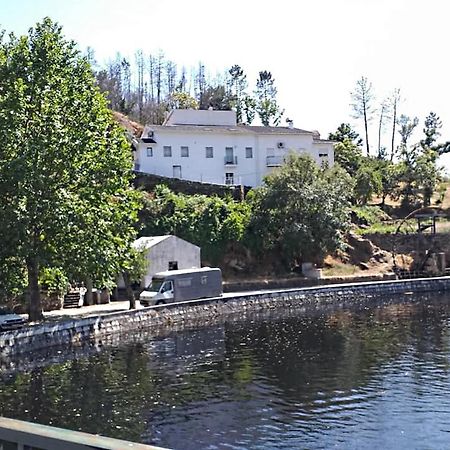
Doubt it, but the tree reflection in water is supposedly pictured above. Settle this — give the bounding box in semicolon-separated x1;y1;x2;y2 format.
0;292;450;449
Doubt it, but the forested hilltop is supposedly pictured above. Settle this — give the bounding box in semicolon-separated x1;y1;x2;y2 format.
91;50;284;126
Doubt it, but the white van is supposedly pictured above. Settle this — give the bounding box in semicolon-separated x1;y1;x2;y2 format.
139;267;222;306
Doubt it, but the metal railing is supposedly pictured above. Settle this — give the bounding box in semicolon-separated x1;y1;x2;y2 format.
0;417;166;450
224;156;238;165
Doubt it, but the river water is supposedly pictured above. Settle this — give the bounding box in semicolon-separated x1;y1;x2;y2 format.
2;292;450;449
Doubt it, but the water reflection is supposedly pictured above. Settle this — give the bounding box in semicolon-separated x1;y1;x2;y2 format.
1;293;450;449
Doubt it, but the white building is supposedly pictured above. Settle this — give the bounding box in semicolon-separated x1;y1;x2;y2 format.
118;235;201;288
135;109;335;187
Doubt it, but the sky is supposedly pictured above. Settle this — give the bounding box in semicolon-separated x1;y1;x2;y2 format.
2;0;450;170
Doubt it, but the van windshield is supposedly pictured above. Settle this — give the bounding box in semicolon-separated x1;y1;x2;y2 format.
147;279;164;292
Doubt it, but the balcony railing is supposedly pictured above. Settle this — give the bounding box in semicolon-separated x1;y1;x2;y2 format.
224;156;238;165
266;155;283;166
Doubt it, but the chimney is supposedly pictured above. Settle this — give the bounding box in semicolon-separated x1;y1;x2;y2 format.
286;118;294;129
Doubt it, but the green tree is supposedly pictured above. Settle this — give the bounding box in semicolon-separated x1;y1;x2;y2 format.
353;160;382;205
228;65;248;123
199;84;232;110
329;123;363;146
328;123;363;175
416;112;443;206
375;159;402;208
421;111;442;149
169;91;198;109
248;154;353;268
0;256;27;303
243;95;256;125
0;19;141;320
139;186;250;265
396;115;420;207
254;71;284;126
415;151;440;207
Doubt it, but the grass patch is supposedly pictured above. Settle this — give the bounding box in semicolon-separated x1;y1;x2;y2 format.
355;217;417;235
322;263;360;277
352;205;390;225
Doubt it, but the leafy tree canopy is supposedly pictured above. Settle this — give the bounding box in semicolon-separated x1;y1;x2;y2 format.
254;71;284;126
139;186;251;264
329;123;363;176
0;18;141;319
248;154;353;267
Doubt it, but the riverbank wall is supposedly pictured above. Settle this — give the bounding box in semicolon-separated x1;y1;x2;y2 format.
2;277;450;358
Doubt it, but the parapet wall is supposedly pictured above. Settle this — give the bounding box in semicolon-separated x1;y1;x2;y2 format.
2;277;450;358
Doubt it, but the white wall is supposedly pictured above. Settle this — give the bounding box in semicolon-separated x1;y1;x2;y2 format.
166;109;236;126
143;236;201;287
136;127;335;187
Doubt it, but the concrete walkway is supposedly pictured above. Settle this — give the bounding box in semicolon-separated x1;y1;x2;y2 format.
43;300;142;321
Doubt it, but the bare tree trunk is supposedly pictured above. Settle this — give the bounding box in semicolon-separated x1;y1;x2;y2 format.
27;257;43;321
363;108;370;156
122;272;136;309
167;61;177;97
390;101;397;162
389;89;401;162
378;111;383;157
136;50;144;122
156;52;164;105
148;54;155;102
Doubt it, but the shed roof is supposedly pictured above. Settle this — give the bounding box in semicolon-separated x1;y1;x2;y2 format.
132;236;171;250
133;235;200;250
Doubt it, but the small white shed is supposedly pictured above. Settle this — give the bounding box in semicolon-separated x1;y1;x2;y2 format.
130;235;201;288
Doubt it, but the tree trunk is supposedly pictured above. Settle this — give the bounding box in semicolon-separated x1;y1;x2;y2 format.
381;192;387;209
378;110;383;158
390;103;397;162
363;108;370;156
27;257;43;322
123;271;136;309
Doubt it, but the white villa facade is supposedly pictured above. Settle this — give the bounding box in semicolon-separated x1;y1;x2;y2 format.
135;109;335;187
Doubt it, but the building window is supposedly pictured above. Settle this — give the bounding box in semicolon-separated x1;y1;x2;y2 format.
146;147;153;157
225;172;234;185
206;146;214;158
163;146;172;157
181;146;189;157
225;147;236;165
319;153;328;158
168;261;178;270
245;147;253;158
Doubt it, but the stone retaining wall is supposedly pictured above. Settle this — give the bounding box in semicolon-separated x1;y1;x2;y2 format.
2;277;450;358
366;232;450;262
223;272;397;292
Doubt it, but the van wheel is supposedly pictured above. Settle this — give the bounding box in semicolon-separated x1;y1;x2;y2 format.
155;300;166;305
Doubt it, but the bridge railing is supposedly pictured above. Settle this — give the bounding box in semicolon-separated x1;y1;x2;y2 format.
0;417;166;450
